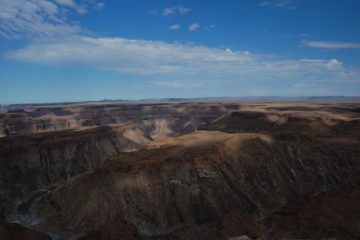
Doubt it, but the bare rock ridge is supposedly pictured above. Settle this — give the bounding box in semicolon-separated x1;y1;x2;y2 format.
24;128;360;239
0;101;359;240
0;102;230;137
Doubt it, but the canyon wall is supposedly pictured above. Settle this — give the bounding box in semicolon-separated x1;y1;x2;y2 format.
0;124;150;214
0;101;359;240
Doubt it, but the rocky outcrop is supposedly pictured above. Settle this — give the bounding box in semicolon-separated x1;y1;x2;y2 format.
0;102;229;137
24;130;360;239
0;124;150;214
3;102;359;138
1;101;359;239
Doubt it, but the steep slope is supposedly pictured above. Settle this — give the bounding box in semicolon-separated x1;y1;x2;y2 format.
0;123;150;215
1;102;359;239
24;130;360;239
2;101;359;137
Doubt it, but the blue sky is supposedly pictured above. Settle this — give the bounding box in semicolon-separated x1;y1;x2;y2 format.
0;0;360;104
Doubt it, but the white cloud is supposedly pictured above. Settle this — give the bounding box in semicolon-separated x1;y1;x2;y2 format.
259;0;296;9
163;7;175;16
178;7;191;14
53;0;88;14
299;58;342;70
163;6;191;16
75;5;88;14
153;80;203;89
0;0;79;38
7;36;358;88
259;1;270;6
274;2;286;7
53;0;75;7
204;24;216;31
0;0;102;38
169;24;181;30
303;40;360;49
1;0;359;95
94;2;105;11
188;23;200;32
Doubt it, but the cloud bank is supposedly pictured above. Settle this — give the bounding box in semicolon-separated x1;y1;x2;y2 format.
188;23;200;32
0;0;103;39
303;40;360;49
163;6;191;16
169;24;181;30
1;0;359;95
8;36;357;87
258;1;297;9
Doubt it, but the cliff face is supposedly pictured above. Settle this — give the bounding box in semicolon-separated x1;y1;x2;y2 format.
0;124;150;212
0;101;359;240
0;103;229;137
25;130;360;239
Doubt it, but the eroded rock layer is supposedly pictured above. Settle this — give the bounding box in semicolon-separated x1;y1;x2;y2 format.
26;129;360;239
0;101;359;240
0;124;150;213
0;102;230;138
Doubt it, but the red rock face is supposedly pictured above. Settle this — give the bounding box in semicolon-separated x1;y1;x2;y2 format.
0;101;359;240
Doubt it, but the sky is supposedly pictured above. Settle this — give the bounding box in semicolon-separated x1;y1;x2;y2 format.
0;0;360;104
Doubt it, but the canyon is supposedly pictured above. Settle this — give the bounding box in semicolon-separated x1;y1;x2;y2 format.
0;100;359;240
